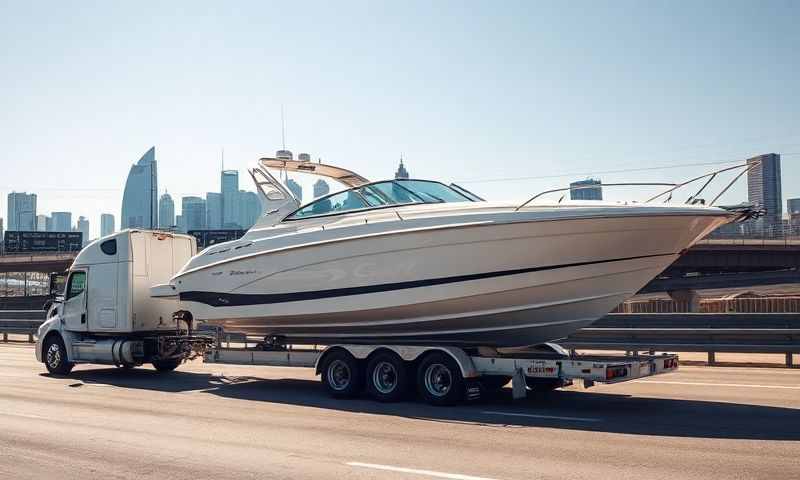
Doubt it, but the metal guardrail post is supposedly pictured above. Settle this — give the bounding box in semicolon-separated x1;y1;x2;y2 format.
28;333;34;343
788;353;795;368
2;332;6;342
707;351;716;365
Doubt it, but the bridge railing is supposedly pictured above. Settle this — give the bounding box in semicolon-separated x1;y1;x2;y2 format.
2;311;798;367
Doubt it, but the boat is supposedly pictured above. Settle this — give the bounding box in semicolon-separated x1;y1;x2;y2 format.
161;156;757;347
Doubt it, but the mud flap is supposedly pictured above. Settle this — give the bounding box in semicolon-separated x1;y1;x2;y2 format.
512;368;527;400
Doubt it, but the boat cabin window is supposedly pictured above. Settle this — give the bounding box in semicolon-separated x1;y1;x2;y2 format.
66;271;86;300
285;179;473;220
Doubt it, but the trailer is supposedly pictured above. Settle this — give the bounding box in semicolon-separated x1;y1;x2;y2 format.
35;229;679;406
201;332;678;405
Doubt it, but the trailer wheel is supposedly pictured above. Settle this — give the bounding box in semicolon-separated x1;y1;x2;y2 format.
43;335;74;375
366;351;409;402
417;352;464;406
152;359;181;372
321;350;363;398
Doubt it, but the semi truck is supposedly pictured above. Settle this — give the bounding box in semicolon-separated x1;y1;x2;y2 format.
35;230;679;405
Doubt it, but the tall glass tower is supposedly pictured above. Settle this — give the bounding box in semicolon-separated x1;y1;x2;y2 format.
747;153;782;231
158;192;175;229
121;147;158;229
221;170;240;228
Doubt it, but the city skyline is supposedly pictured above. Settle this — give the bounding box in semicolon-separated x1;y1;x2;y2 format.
2;2;799;241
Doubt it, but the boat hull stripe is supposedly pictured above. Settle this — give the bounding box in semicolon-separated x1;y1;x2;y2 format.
179;252;675;307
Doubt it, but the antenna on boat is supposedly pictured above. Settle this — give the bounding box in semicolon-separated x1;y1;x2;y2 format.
281;104;286;150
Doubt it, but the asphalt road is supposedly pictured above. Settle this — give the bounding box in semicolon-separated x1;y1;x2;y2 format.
1;343;799;480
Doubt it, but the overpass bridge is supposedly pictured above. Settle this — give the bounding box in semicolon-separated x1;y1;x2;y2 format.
0;238;798;294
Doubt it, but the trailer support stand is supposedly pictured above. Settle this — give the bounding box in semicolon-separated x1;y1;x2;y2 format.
512;368;527;400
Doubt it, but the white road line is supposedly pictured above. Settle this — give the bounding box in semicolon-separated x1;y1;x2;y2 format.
480;411;602;422
346;462;500;480
634;380;800;390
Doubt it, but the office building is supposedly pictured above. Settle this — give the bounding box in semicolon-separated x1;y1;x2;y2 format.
7;191;37;231
181;196;207;231
788;198;800;228
747;153;782;230
221;170;240;228
76;216;90;246
175;215;185;233
121;146;158;229
239;191;262;229
395;159;410;179
158;192;175;229
100;214;115;237
286;178;302;202
569;178;603;201
0;218;4;253
206;192;222;229
313;179;330;198
36;214;48;232
50;212;72;232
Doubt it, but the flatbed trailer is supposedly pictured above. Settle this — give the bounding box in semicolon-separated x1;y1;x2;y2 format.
203;333;679;405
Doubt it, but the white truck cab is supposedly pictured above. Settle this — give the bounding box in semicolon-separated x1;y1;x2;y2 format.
36;230;208;374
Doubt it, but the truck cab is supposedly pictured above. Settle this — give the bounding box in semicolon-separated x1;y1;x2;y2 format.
36;230;209;374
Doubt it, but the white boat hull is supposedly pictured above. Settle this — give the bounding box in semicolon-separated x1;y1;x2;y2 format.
175;209;728;347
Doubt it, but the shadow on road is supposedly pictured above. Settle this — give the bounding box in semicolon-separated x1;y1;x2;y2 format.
59;366;800;442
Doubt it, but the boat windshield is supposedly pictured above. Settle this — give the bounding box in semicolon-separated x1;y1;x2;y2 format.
285;179;474;220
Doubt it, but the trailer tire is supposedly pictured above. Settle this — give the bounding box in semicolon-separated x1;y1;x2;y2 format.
43;335;74;375
366;351;409;402
417;352;464;406
321;349;363;398
152;359;181;372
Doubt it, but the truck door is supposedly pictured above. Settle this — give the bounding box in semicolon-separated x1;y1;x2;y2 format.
62;270;88;332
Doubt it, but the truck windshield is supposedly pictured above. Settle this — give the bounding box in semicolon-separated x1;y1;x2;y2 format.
286;179;474;220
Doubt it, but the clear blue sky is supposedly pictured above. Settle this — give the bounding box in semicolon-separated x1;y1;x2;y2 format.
1;1;798;238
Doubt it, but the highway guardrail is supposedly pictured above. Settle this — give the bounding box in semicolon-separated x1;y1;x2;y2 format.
2;311;799;366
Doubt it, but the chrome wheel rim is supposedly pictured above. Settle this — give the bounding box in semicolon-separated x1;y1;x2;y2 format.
46;343;62;369
372;361;398;394
327;359;351;391
424;363;452;397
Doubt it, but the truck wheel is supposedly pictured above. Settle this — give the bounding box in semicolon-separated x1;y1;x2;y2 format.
43;335;74;375
152;359;181;372
366;351;409;402
417;352;464;406
321;350;363;398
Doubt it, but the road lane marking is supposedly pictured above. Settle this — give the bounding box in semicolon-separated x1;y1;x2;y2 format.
634;380;800;390
480;411;602;422
346;462;500;480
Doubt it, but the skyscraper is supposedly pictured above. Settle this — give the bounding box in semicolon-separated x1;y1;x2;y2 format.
238;191;262;229
51;212;72;232
206;192;222;229
313;179;330;198
395;158;410;179
101;213;115;237
77;216;90;246
221;170;240;228
747;153;782;230
0;218;4;253
121;147;158;229
158;192;175;229
181;196;207;231
36;214;48;232
569;178;603;200
286;178;302;202
7;192;37;231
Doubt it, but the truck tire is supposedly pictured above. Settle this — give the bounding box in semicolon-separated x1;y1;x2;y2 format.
365;351;409;402
152;359;181;372
320;349;363;398
417;351;464;406
43;335;74;375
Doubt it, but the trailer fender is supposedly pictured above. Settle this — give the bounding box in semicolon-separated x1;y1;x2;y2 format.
315;345;478;379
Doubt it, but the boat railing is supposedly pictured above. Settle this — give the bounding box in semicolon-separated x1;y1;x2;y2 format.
514;161;759;211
